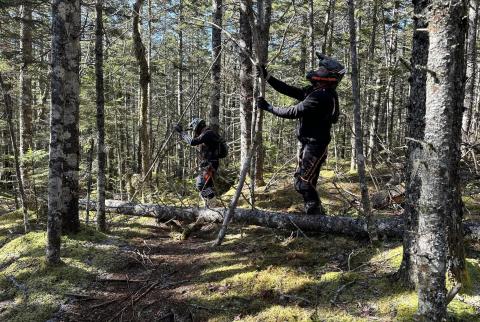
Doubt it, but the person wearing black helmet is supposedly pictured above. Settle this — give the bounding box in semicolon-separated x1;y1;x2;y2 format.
174;118;222;205
256;52;345;215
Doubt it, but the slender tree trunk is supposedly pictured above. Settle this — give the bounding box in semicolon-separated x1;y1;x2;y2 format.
85;138;94;225
417;0;467;319
347;0;376;240
0;74;30;233
239;8;253;167
308;0;315;70
96;0;106;232
252;0;272;187
209;0;222;133
462;0;478;143
133;0;151;184
19;4;33;209
61;0;81;234
397;0;429;288
176;0;184;178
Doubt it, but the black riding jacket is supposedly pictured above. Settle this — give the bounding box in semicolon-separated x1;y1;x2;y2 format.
181;126;220;164
267;75;339;146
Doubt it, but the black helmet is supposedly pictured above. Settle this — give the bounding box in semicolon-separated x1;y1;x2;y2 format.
306;52;346;85
188;117;206;133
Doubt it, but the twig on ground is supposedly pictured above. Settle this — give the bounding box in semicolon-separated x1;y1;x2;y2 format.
330;280;356;306
288;216;314;242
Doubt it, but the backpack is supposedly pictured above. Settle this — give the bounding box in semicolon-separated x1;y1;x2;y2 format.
216;136;229;159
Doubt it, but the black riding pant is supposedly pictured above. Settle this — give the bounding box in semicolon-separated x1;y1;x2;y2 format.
195;160;219;199
294;142;328;206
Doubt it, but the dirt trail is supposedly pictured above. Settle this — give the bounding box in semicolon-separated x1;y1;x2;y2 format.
59;225;214;322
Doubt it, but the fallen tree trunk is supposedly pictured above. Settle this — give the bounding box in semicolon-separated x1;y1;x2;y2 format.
79;199;480;240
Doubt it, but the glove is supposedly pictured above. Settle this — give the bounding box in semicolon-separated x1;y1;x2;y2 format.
256;97;272;112
174;124;183;133
255;64;270;80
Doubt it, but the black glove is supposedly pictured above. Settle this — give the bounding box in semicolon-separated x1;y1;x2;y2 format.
174;124;183;133
255;64;269;79
256;97;272;112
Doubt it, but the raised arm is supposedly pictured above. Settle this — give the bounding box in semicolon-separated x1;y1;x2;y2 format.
267;75;306;101
257;90;329;119
257;65;305;101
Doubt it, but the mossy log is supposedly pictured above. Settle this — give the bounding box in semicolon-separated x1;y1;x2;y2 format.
78;199;480;240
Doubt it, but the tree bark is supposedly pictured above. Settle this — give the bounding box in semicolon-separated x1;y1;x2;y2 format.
0;74;30;234
47;0;80;264
397;0;429;289
58;0;81;234
417;0;468;319
133;0;151;184
462;0;478;142
347;0;376;240
239;7;253;167
96;0;107;232
19;4;34;209
78;199;480;240
209;0;222;134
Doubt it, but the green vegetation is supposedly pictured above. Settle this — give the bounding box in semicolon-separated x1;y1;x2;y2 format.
0;222;124;322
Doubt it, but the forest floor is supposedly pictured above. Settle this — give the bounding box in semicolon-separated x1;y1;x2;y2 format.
1;164;480;321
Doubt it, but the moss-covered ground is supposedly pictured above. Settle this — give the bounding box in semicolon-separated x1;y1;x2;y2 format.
0;161;479;321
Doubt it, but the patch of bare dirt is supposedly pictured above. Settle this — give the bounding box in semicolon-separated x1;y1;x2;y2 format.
58;226;215;322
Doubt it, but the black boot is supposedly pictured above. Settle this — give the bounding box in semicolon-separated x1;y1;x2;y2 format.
304;201;325;215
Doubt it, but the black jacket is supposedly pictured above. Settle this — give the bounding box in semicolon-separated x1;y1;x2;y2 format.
267;76;339;146
190;127;220;162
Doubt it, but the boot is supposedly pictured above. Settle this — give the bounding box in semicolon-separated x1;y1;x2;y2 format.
304;201;326;215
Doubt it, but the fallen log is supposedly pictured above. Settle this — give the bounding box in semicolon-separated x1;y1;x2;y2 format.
79;199;480;240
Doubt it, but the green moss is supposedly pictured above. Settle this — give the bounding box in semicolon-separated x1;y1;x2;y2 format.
242;305;314;321
0;226;124;322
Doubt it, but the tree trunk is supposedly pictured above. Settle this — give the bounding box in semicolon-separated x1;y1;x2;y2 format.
85;138;94;225
176;0;185;179
462;0;478;143
239;8;253;167
96;0;107;232
397;0;429;289
0;74;30;234
61;0;81;234
79;199;480;240
417;0;467;319
307;0;315;70
133;0;151;184
19;4;33;209
209;0;222;134
347;0;376;240
47;0;81;264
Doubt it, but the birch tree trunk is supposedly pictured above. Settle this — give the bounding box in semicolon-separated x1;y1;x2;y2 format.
133;0;151;184
417;0;467;318
19;4;33;208
462;0;478;143
397;0;429;288
347;0;376;240
96;0;106;232
239;7;253;167
61;0;81;234
209;0;222;134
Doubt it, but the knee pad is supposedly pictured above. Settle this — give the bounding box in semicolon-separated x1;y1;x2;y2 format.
294;176;310;193
196;175;206;191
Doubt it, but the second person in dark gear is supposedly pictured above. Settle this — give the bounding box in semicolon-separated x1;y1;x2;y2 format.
174;118;224;205
256;52;345;215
